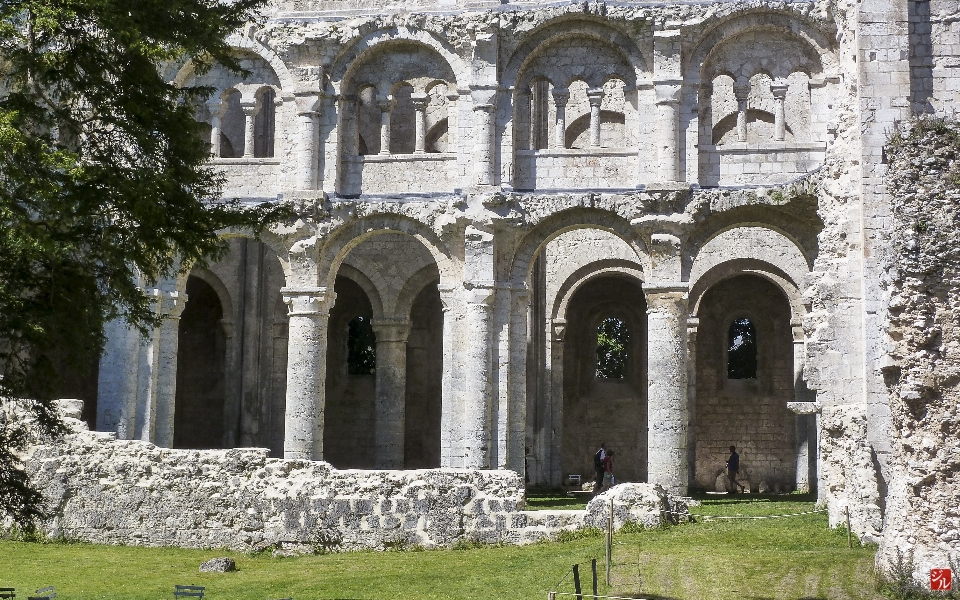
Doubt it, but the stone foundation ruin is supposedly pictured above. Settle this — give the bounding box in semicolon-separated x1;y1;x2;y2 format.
27;0;960;583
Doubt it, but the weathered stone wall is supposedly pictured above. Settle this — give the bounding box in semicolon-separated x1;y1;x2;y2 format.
15;403;678;551
877;120;960;578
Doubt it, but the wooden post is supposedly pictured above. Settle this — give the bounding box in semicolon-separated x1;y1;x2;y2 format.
606;499;613;585
548;593;556;600
591;558;598;599
573;563;583;600
845;506;853;549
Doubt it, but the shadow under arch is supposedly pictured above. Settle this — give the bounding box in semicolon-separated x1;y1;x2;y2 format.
689;258;805;326
552;259;645;321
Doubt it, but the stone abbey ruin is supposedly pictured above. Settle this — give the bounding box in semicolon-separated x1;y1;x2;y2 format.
19;0;960;583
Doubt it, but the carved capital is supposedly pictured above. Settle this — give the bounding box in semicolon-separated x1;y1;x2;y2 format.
281;286;334;316
733;83;751;103
587;87;604;107
411;93;429;112
770;82;789;100
371;319;412;343
552;88;570;107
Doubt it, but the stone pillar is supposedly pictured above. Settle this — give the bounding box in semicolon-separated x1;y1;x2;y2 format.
471;89;497;186
372;319;411;469
152;288;187;448
412;94;429;154
446;92;459;148
787;402;820;493
587;87;604;148
241;99;260;158
341;96;359;156
282;287;333;461
771;82;788;141
295;94;321;190
462;287;494;468
506;286;530;473
553;88;569;150
377;96;392;156
207;99;223;157
734;83;750;143
438;285;462;467
96;317;142;438
646;287;689;495
548;318;566;486
654;82;681;181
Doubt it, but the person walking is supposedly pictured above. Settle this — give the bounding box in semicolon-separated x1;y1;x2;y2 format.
726;445;745;494
593;442;607;496
603;450;616;490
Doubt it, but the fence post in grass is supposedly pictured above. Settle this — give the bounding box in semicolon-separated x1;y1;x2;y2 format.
845;506;853;549
606;499;613;585
549;593;556;600
591;558;598;599
573;563;583;600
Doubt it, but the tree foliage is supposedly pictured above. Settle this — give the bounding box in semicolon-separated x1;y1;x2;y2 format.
727;317;757;379
0;0;286;527
596;317;628;379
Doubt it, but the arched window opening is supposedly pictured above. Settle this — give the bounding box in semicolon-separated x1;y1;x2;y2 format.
218;89;243;158
727;317;757;379
253;87;276;158
347;316;376;375
596;317;629;379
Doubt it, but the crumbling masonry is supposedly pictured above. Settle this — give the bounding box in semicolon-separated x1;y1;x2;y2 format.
33;0;960;579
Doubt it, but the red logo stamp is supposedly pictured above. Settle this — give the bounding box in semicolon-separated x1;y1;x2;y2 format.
930;568;952;591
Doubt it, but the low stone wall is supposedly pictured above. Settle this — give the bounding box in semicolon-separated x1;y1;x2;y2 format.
15;404;678;551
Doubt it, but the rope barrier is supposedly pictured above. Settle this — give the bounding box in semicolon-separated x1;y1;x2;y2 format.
669;507;828;521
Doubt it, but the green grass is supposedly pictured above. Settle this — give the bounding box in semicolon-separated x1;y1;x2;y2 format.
0;495;882;600
524;489;590;511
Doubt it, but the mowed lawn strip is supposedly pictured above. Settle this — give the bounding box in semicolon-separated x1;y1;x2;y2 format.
0;495;880;600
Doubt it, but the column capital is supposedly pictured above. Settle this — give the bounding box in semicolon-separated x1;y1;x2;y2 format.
152;289;187;318
770;82;789;99
654;80;682;105
281;286;335;315
371;318;412;342
733;83;751;102
411;93;430;111
240;99;261;117
587;87;605;106
376;95;393;113
552;88;570;107
294;92;322;116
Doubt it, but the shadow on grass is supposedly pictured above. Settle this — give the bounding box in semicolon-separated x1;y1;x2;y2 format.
690;493;818;505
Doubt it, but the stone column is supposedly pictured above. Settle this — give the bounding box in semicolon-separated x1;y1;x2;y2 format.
506;286;530;473
646;287;689;495
438;285;462;467
654;82;681;181
771;82;789;141
462;286;494;468
787;402;820;493
295;94;321;190
341;96;359;156
471;89;497;186
377;96;392;156
446;92;459;148
412;94;429;154
553;88;569;150
282;287;333;461
207;99;223;157
372;319;411;469
221;319;239;448
547;318;566;486
734;83;750;142
97;317;142;438
241;99;260;158
587;87;604;148
152;288;187;448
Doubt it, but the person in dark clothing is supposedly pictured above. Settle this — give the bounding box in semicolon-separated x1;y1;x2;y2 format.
593;442;607;496
726;445;745;493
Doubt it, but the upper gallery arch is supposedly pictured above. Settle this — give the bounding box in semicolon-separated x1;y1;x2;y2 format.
502;17;648;91
330;27;467;96
684;10;838;85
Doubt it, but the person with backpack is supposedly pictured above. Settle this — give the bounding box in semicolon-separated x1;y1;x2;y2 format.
593;442;607;496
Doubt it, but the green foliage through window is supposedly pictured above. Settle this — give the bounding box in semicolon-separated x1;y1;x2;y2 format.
728;318;757;379
596;317;628;379
347;317;376;375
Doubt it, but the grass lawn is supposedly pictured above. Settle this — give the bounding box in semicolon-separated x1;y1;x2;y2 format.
0;494;882;600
